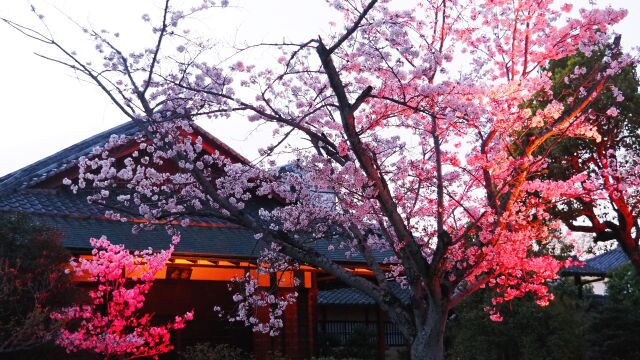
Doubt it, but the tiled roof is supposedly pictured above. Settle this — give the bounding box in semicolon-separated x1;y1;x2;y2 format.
0;189;392;262
32;214;264;258
0;190;113;217
0;121;393;263
319;288;377;305
308;238;393;263
0;190;390;262
0;121;249;197
0;190;231;226
0;182;392;262
562;247;630;277
0;122;140;196
318;284;411;306
17;211;390;263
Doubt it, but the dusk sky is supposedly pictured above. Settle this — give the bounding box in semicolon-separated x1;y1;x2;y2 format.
1;0;638;176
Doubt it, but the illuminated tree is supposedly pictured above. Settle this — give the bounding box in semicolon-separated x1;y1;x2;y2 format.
51;236;192;359
3;1;633;359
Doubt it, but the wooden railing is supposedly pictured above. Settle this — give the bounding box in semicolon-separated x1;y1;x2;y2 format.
318;320;405;346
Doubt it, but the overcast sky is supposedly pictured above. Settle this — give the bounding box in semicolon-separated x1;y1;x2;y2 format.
0;0;639;177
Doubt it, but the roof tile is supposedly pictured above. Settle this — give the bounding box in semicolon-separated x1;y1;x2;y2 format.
318;284;411;306
562;247;629;276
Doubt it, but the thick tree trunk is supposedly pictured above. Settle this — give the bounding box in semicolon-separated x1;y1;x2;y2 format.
616;226;640;276
409;302;448;360
623;241;640;276
631;254;640;275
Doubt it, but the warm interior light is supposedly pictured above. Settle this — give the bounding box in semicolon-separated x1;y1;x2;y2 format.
196;259;215;265
166;266;193;280
173;259;193;264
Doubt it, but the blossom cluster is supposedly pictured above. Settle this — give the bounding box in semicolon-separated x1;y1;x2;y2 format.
216;272;297;336
51;236;192;359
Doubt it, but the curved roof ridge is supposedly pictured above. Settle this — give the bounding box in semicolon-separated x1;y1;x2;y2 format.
0;121;252;197
191;122;251;165
587;246;628;272
0;121;139;196
562;246;629;277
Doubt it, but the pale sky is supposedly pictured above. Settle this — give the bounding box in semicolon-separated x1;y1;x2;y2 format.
0;0;639;177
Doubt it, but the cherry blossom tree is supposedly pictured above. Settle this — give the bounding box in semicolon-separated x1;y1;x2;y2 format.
3;1;634;359
50;236;193;359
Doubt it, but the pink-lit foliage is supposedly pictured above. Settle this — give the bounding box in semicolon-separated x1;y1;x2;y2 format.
6;0;636;358
50;236;192;359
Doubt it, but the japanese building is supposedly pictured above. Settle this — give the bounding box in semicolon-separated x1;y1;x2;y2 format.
0;121;407;359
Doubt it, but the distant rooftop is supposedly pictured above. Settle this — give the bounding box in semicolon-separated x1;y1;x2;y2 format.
562;247;630;277
318;283;411;306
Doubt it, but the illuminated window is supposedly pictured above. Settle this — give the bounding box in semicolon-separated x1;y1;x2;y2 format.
166;266;192;280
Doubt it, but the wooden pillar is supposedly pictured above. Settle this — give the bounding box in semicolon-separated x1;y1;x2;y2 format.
376;306;386;360
307;272;319;358
283;290;300;359
253;306;272;360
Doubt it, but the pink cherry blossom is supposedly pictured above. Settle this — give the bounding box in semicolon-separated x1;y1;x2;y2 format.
51;236;192;359
14;0;633;358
